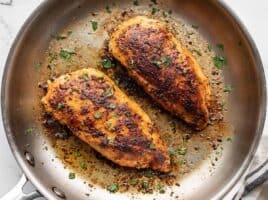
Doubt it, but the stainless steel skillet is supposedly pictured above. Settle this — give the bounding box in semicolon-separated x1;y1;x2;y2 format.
1;0;266;199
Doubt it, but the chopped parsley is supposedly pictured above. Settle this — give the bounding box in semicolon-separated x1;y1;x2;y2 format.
107;183;119;193
168;10;172;15
80;162;87;170
59;50;75;61
51;33;67;40
75;149;81;157
130;179;139;185
152;56;171;67
107;103;116;109
94;112;103;119
142;181;149;189
82;73;89;81
161;56;172;67
168;147;176;156
152;60;162;67
101;58;115;69
223;85;233;93
192;49;202;56
108;137;115;145
133;0;139;6
162;11;168;18
91;20;98;31
213;55;226;69
156;183;165;193
149;143;156;149
48;52;57;63
129;59;135;69
34;62;41;70
25;128;34;135
177;147;187;155
106;122;115;131
105;5;111;13
216;43;224;51
143;170;154;178
151;0;157;4
102;88;114;98
57;103;64;110
151;7;159;15
208;44;212;52
69;172;76;179
192;24;199;29
227;137;232;142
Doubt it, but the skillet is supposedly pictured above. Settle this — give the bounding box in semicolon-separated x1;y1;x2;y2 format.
1;0;266;199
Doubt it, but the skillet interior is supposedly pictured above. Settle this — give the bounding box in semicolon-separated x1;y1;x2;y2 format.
2;0;266;199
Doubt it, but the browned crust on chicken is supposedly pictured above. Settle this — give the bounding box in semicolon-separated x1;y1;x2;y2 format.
109;16;210;130
41;68;171;172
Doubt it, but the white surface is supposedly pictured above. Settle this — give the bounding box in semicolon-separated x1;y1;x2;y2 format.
0;0;267;199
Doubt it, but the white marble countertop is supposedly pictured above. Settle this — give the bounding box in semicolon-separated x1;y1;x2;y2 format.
0;0;267;199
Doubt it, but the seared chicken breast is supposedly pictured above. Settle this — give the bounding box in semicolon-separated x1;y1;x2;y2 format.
42;68;171;172
109;16;210;130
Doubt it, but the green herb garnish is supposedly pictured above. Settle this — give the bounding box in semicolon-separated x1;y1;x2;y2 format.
101;58;115;69
59;50;75;61
168;10;172;15
151;7;159;15
106;122;115;131
105;5;111;13
213;55;226;69
208;44;212;52
75;149;81;157
162;11;168;18
149;143;156;150
192;49;202;56
82;73;89;81
107;183;119;193
151;0;157;4
156;183;165;193
152;60;161;67
133;0;139;6
80;162;87;170
25;128;34;135
91;20;98;31
142;181;149;189
34;62;41;70
94;112;103;119
177;147;187;155
192;24;199;29
216;44;224;51
227;137;232;142
130;179;139;185
107;103;116;109
102;88;114;98
223;85;233;93
168;147;175;156
57;103;64;110
69;172;76;179
48;52;57;63
161;56;172;67
129;59;135;69
51;33;67;40
108;137;115;145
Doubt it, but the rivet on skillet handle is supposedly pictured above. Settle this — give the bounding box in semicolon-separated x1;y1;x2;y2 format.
52;187;66;199
1;174;41;200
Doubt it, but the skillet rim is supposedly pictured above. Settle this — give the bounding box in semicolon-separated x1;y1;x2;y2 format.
1;0;266;199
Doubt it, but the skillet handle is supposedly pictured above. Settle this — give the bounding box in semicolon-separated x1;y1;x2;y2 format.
1;174;41;200
232;136;268;199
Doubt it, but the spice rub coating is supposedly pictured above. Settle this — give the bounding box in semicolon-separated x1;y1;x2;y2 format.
41;68;171;172
109;16;211;130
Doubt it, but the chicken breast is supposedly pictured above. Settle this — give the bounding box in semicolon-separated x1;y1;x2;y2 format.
109;16;210;130
42;68;171;172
